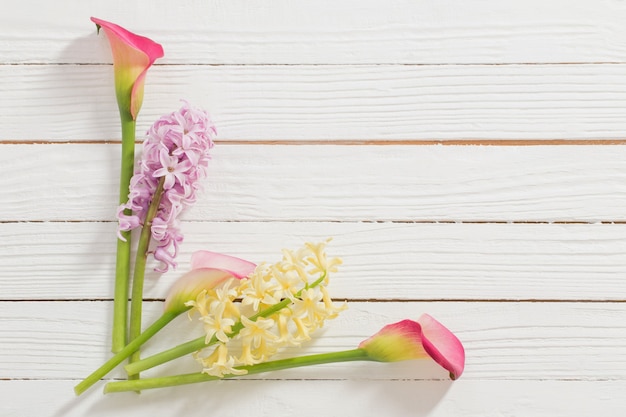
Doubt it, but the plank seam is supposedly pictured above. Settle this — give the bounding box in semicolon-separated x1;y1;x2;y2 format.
2;299;625;303
4;62;626;67
2;220;625;224
368;220;626;225
2;139;626;146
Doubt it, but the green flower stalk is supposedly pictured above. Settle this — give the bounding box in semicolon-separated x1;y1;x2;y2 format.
74;253;256;396
104;314;465;393
107;350;370;393
91;17;164;352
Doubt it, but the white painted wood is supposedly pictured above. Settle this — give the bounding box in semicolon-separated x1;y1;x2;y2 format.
3;0;626;65
3;380;626;417
2;301;625;380
2;64;626;141
2;222;626;301
3;1;626;415
2;144;626;222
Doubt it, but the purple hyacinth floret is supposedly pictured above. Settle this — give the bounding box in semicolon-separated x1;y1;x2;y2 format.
117;101;216;273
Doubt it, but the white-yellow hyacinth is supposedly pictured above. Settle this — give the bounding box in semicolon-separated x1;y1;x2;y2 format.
186;240;346;377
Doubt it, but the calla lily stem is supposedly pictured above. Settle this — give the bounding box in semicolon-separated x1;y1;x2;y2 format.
74;310;180;396
107;348;370;393
112;115;136;353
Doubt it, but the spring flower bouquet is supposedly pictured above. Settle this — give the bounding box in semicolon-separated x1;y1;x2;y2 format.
74;18;465;396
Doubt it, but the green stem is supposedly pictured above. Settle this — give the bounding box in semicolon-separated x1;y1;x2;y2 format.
107;348;370;393
128;177;166;371
125;331;204;376
111;114;136;353
74;311;179;396
125;274;327;376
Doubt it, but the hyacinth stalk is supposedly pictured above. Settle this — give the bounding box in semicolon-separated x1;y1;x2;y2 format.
116;102;218;369
92;17;164;352
128;176;165;373
125;241;345;377
74;253;256;396
104;314;465;393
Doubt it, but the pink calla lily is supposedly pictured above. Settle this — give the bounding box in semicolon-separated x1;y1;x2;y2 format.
359;314;465;380
164;251;257;314
91;17;164;120
93;17;164;352
101;313;466;394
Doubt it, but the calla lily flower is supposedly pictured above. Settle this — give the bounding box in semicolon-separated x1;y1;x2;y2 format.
164;251;257;314
91;17;164;120
104;313;466;394
93;17;164;352
359;314;465;380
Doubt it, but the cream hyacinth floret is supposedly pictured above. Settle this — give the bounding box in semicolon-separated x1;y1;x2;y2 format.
185;240;346;377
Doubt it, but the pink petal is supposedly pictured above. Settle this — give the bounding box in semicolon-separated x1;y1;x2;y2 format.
91;17;164;119
190;250;257;279
417;314;465;380
91;18;163;63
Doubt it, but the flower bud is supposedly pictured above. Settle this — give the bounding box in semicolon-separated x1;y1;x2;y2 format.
359;314;465;380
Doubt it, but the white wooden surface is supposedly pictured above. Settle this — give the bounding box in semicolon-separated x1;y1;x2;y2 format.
2;1;625;416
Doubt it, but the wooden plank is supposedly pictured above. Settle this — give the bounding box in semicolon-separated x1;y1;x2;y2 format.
5;2;625;416
1;222;626;301
2;64;626;141
2;144;626;222
1;301;625;380
2;379;626;417
3;0;626;64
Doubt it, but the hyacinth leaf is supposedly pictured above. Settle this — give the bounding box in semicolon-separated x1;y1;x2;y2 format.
91;17;163;120
191;250;257;279
358;314;465;380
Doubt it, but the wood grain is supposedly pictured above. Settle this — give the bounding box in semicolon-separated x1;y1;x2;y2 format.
3;0;626;65
2;301;625;380
1;221;625;301
4;380;626;417
2;64;626;141
2;144;625;222
3;2;626;415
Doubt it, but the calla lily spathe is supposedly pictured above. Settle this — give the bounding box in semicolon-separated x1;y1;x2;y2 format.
359;314;465;380
190;250;257;279
164;251;257;314
91;17;164;120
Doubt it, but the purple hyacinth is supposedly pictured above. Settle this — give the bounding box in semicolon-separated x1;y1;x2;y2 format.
117;101;216;272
